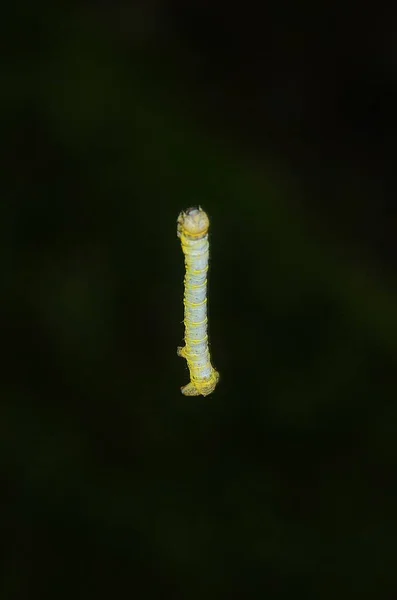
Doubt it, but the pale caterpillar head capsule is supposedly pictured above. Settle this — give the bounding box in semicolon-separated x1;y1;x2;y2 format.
177;206;210;239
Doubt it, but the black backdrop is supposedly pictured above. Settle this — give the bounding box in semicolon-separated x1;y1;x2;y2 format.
2;2;397;598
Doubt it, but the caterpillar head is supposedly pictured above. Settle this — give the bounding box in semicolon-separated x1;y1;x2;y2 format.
177;206;210;239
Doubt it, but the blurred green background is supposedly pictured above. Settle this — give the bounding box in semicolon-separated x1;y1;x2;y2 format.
2;2;397;598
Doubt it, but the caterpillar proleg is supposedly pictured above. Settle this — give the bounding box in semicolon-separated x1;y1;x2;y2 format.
177;207;219;396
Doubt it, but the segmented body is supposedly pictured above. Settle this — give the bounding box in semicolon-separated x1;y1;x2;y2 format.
177;207;219;396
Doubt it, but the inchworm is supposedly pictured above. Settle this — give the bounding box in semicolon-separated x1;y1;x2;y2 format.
177;207;219;396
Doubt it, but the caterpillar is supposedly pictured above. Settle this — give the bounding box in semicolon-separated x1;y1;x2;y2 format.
177;207;219;396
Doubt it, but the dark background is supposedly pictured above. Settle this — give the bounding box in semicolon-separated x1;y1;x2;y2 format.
2;2;397;598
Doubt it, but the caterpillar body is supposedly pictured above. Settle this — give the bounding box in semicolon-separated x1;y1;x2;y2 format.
177;207;219;396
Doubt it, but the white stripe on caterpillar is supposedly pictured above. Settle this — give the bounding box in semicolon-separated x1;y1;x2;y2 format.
177;207;219;396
